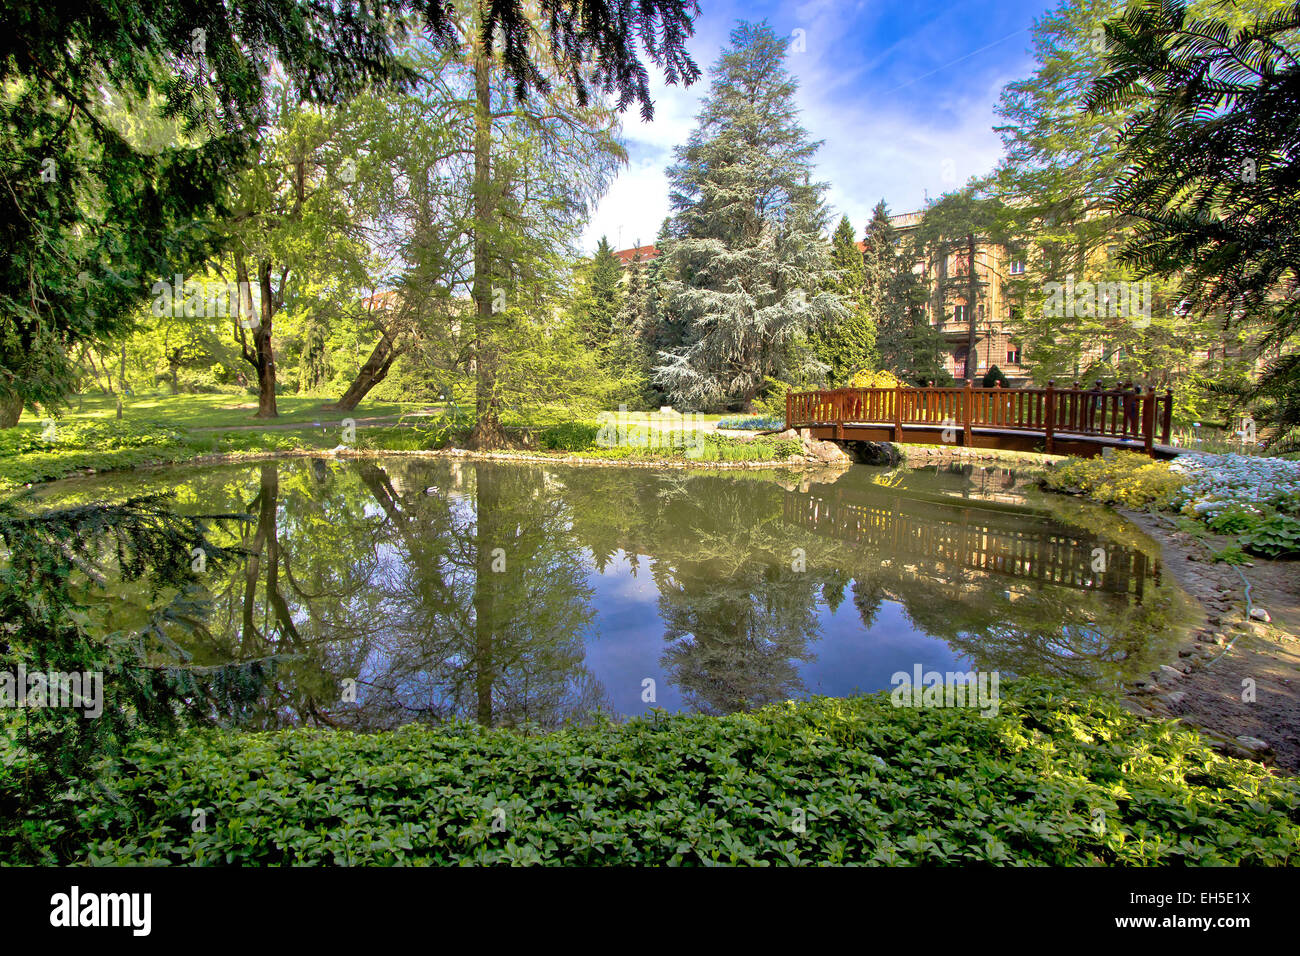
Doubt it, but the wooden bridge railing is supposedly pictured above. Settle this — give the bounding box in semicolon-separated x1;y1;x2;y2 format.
786;381;1173;455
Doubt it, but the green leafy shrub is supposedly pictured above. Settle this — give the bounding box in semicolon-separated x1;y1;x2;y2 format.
1241;512;1300;558
1043;452;1183;509
48;680;1300;866
1204;503;1263;535
539;421;601;451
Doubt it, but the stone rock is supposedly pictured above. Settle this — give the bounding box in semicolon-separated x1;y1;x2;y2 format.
1235;735;1273;756
1157;664;1185;684
807;439;850;464
775;429;800;442
849;441;902;466
1118;699;1152;717
1161;691;1187;706
1250;607;1272;623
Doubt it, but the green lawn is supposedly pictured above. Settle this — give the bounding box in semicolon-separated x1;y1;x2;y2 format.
0;393;746;491
16;391;437;433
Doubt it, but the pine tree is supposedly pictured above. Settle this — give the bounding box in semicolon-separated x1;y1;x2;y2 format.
865;202;947;383
573;237;626;353
809;216;878;385
654;22;847;410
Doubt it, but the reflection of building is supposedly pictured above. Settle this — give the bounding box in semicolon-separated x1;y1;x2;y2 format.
885;213;1031;385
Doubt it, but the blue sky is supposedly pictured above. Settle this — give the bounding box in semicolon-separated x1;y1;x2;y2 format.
581;0;1058;252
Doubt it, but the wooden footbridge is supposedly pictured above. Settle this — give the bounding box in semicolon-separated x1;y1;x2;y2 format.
786;382;1178;458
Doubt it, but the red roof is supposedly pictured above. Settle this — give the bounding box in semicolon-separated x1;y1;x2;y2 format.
613;244;658;265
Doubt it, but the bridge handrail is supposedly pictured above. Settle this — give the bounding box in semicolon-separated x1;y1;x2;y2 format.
785;381;1173;454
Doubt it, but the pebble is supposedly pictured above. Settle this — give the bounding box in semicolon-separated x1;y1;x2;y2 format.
1250;608;1272;623
1157;664;1185;684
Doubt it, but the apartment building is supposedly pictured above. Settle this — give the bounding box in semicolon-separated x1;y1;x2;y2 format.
613;223;1034;385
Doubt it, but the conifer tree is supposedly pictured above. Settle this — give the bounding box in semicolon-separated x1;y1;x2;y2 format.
865;202;946;383
654;21;846;410
809;216;878;385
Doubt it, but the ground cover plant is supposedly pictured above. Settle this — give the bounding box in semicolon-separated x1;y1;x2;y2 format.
37;680;1299;866
1044;451;1300;558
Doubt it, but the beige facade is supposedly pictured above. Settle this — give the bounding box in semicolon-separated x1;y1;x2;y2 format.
887;213;1031;385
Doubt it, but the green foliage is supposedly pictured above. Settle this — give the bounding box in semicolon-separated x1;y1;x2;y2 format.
1239;512;1300;559
809;216;878;385
655;22;844;408
1043;452;1183;508
752;377;793;417
44;680;1299;865
0;495;258;863
981;365;1009;388
539;421;602;451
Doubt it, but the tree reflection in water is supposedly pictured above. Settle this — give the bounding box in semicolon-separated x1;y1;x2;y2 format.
59;457;1190;729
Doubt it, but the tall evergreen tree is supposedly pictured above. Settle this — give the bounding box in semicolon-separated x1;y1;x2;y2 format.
573;237;626;352
865;202;947;383
654;21;846;410
809;216;878;385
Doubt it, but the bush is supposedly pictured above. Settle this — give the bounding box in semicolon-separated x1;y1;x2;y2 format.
1240;512;1300;558
52;680;1300;866
847;369;905;389
52;419;187;451
539;421;601;451
981;365;1009;388
1043;452;1183;509
752;377;793;417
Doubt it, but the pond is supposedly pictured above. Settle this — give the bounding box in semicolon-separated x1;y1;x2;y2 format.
40;456;1195;729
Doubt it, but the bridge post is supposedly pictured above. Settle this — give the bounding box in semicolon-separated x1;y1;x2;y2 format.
893;383;902;441
1044;380;1056;455
785;390;792;431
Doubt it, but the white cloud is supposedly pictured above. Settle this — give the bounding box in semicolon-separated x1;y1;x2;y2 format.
579;2;1034;252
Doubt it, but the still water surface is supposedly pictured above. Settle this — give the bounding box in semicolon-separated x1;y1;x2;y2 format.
43;456;1192;728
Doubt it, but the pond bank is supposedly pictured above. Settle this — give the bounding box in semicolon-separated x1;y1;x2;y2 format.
1115;507;1300;773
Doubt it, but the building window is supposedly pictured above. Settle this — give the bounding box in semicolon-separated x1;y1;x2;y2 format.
1009;260;1025;275
1006;344;1022;365
953;304;968;323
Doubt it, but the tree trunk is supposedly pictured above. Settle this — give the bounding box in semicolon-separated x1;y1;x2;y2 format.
235;253;278;418
255;262;279;417
965;233;979;384
323;332;402;412
0;388;22;428
168;348;182;395
467;42;508;450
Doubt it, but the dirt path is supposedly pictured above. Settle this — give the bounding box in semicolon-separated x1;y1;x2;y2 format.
1120;508;1300;774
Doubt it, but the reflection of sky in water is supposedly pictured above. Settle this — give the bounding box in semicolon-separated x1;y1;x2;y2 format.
584;553;974;718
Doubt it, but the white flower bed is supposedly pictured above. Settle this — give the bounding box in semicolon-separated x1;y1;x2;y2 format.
1169;452;1300;517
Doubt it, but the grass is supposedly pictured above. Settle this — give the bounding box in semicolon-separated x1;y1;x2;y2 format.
17;391;435;433
20;680;1296;866
0;393;745;490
